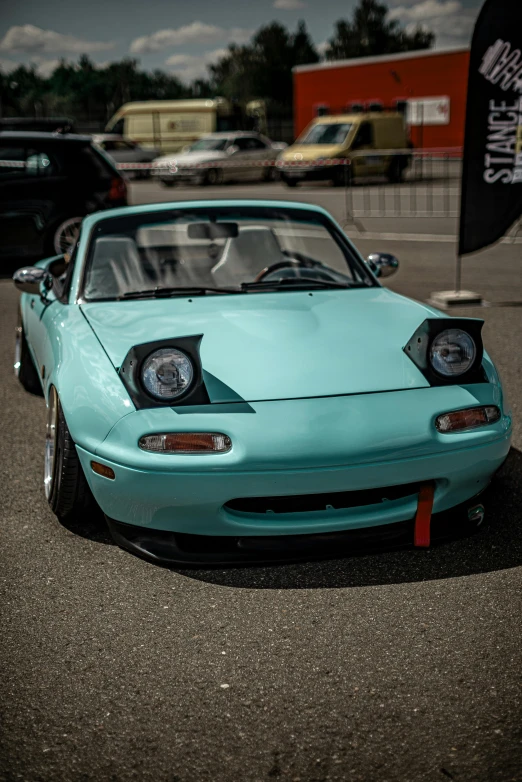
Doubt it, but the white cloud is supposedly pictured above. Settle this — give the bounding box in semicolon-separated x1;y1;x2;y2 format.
273;0;307;9
388;0;477;47
390;0;460;21
130;22;252;55
0;57;18;73
33;58;62;77
316;40;329;56
0;55;61;77
165;48;228;82
0;24;115;55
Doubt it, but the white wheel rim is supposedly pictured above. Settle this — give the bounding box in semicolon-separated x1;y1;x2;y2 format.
44;388;58;499
54;217;82;255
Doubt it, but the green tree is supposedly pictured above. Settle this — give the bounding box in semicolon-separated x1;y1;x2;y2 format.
2;65;47;116
325;0;434;60
292;20;320;66
208;20;319;108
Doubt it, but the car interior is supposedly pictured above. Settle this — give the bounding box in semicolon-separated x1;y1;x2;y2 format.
81;221;358;300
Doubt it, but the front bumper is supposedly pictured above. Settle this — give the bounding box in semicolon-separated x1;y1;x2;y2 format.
280;165;339;182
76;385;512;549
152;167;202;183
105;495;489;565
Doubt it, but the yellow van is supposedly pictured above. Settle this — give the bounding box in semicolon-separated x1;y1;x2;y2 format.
105;99;267;155
279;112;411;187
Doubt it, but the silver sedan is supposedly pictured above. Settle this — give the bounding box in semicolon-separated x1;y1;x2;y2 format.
152;132;287;187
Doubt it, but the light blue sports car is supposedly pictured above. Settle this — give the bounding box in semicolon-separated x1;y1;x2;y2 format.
13;200;512;564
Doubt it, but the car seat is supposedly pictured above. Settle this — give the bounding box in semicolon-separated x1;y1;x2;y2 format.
211;226;285;286
84;236;149;298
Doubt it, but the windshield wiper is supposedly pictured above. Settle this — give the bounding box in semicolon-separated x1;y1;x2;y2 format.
118;279;357;300
241;278;353;292
120;286;240;300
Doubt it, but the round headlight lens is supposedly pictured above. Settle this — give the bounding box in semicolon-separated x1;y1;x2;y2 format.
429;329;476;377
141;348;194;400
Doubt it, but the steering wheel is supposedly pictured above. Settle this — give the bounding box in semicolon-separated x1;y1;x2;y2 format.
255;257;325;282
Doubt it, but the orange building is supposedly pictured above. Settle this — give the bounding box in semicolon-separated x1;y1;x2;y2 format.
293;47;470;149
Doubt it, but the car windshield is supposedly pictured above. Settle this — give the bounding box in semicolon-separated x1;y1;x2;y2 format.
300;123;353;145
81;205;376;301
189;138;228;152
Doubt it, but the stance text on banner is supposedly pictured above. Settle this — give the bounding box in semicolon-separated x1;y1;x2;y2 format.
459;0;522;255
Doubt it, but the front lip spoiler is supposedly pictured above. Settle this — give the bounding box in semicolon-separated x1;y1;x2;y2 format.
105;494;487;567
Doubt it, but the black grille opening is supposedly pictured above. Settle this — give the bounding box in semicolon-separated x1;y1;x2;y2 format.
225;482;421;515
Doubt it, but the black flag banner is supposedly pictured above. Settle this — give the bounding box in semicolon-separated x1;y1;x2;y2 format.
459;0;522;256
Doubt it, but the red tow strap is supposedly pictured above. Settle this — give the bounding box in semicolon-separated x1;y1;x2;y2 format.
414;482;435;547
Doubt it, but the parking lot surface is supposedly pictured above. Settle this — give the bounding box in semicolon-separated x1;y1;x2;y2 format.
1;180;521;781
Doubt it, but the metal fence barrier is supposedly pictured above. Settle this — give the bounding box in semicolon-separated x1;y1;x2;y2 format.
343;149;461;222
0;148;462;226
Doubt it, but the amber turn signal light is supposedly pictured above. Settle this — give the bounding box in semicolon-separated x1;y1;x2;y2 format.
139;432;232;454
435;405;500;433
91;461;116;479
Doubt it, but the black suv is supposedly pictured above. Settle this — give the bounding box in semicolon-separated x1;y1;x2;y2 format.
0;132;128;262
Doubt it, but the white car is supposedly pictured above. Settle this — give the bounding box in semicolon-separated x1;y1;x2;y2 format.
152;132;286;187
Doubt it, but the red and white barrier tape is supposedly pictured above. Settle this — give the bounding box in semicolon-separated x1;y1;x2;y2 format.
143;158;352;172
0;160;26;168
0;149;463;172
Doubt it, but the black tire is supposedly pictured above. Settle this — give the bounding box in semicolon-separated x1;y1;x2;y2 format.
204;168;223;186
46;388;95;523
161;179;176;188
15;319;43;396
387;158;404;184
332;166;351;187
263;166;277;182
283;176;298;188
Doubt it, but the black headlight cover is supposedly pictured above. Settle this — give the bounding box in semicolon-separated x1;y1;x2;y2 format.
403;318;486;386
118;334;210;409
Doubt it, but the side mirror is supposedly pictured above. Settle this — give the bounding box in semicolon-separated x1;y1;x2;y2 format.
271;142;288;150
367;253;399;278
13;267;53;297
226;144;239;156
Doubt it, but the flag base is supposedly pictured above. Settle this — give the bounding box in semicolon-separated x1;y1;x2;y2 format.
427;289;484;308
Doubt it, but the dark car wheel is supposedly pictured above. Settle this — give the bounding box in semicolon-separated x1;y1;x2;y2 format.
263;165;277;182
283;176;298;188
15;318;43;396
161;178;176;187
204;168;223;186
387;158;405;184
332;166;352;187
45;386;95;522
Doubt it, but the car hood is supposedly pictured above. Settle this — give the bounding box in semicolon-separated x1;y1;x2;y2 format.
81;288;437;403
154;151;226;165
279;144;342;162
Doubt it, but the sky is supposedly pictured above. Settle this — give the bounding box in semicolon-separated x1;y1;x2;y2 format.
0;0;483;82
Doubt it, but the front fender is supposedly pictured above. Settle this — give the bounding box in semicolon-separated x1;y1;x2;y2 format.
43;304;134;451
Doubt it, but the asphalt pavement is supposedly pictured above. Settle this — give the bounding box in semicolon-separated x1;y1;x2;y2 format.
1;180;521;782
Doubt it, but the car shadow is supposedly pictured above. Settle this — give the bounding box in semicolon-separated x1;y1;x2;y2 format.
59;509;115;546
173;447;522;589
